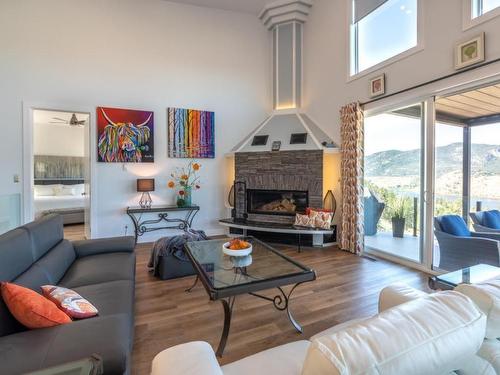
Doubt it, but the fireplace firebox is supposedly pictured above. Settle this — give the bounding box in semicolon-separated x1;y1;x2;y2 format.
247;189;308;216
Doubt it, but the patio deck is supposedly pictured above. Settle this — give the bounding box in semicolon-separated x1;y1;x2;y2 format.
365;231;442;267
365;231;420;262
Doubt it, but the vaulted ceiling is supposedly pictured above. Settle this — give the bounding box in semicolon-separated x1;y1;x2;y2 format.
164;0;276;15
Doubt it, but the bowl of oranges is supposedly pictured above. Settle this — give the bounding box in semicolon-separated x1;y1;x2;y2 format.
222;238;253;257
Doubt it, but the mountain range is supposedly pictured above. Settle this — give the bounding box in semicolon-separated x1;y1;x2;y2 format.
366;143;500;177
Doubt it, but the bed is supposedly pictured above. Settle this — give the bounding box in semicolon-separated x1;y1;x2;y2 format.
34;182;86;224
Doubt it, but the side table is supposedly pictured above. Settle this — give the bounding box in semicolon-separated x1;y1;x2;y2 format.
126;205;199;243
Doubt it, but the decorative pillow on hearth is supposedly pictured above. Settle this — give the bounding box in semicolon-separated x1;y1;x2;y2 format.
41;285;98;319
305;207;332;216
0;282;72;329
309;209;333;230
294;213;315;228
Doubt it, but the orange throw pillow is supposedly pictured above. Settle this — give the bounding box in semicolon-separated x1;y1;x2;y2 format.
0;282;72;329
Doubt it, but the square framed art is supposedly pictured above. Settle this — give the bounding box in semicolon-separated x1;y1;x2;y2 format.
167;108;215;158
369;74;385;97
97;107;154;163
455;33;485;70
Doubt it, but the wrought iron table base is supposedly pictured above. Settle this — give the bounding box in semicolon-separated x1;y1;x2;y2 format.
126;207;199;243
216;283;303;357
185;275;199;292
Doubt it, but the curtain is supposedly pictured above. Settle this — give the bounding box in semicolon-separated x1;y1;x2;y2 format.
340;102;364;255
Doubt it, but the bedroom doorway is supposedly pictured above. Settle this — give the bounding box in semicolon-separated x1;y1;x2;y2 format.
31;109;91;240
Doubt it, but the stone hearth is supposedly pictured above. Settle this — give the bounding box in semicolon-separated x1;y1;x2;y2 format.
235;150;323;223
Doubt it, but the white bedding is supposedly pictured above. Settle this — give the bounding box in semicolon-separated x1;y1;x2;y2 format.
34;195;85;216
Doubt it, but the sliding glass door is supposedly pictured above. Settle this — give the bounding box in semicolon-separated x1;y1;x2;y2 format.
470;123;500;212
364;104;424;263
364;81;500;272
432;122;465;270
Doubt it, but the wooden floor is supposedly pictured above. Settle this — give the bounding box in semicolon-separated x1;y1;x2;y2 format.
132;242;431;374
63;224;86;241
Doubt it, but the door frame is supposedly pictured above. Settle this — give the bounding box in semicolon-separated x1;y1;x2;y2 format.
22;101;98;238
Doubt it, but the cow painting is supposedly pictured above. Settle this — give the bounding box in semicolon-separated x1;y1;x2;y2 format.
97;107;154;163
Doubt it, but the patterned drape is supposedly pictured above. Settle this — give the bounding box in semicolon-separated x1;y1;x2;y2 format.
340;102;364;255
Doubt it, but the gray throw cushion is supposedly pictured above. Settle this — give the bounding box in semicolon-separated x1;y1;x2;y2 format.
13;264;52;292
0;314;131;375
73;236;135;258
0;228;33;281
59;252;135;288
21;214;64;261
34;240;76;285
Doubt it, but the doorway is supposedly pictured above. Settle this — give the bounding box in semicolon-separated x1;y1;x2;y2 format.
28;109;92;240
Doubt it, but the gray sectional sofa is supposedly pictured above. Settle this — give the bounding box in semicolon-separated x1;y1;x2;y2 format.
0;214;136;375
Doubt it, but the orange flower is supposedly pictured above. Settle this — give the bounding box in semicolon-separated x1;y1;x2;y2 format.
168;181;175;188
193;163;200;171
181;174;189;180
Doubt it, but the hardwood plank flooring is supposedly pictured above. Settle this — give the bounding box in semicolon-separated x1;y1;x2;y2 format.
132;242;430;374
63;224;85;241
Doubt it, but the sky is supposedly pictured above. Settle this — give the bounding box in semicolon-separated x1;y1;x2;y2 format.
365;113;500;156
357;0;417;73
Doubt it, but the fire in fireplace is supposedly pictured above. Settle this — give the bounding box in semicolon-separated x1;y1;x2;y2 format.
247;189;308;216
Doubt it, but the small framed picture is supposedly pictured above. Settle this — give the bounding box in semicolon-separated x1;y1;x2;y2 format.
271;141;281;151
369;74;385;97
455;33;485;70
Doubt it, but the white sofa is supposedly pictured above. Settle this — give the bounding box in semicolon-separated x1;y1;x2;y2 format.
152;284;494;375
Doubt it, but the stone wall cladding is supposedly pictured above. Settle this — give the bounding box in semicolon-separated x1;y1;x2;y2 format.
235;150;323;223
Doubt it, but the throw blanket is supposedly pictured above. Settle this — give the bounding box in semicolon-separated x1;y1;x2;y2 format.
148;229;208;276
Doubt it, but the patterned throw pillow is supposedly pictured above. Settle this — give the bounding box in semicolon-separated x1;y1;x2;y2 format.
309;209;333;230
294;213;315;228
305;207;333;216
0;282;72;329
41;285;98;319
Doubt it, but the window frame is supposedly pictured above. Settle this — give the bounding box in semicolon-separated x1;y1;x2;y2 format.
347;0;424;81
463;0;500;30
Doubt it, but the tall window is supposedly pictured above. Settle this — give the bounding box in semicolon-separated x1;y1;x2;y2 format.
472;0;500;18
351;0;418;75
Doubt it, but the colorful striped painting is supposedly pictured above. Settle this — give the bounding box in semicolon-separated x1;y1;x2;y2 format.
168;108;215;158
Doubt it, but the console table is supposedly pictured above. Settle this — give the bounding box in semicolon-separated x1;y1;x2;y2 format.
126;205;199;243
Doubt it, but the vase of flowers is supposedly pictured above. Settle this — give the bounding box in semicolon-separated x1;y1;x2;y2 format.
168;161;201;208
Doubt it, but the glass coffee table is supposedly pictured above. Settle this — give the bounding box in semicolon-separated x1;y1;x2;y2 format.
429;264;500;290
184;237;316;356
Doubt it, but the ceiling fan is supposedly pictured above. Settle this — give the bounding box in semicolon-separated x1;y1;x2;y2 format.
50;113;86;127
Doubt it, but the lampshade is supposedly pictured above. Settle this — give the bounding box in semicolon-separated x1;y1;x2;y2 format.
137;178;155;192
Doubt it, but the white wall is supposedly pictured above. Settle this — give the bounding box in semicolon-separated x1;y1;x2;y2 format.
0;0;271;240
303;0;500;143
34;122;85;157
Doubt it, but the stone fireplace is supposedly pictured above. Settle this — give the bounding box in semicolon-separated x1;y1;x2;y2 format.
235;150;323;224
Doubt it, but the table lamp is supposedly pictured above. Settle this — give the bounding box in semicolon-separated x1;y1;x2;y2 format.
137;178;155;209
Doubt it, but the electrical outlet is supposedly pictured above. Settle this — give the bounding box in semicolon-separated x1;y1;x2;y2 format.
13;174;19;183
